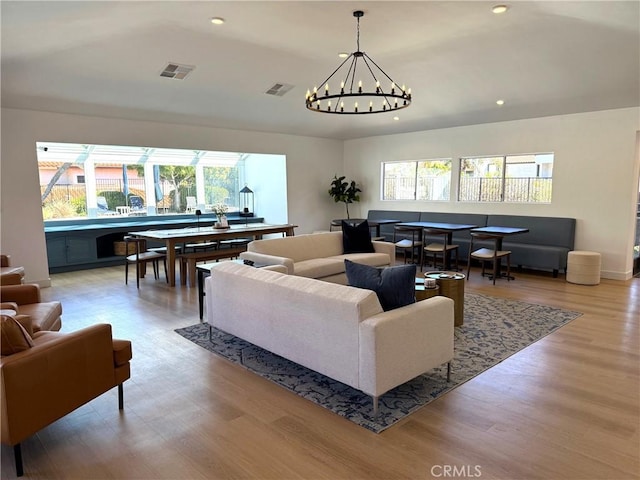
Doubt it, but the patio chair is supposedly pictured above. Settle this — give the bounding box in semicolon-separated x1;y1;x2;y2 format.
128;196;146;216
186;196;197;213
96;196;117;216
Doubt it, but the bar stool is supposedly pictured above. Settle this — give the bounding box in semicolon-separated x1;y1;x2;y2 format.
124;236;167;288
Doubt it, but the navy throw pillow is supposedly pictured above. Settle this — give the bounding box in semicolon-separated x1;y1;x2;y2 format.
342;220;374;254
344;259;416;311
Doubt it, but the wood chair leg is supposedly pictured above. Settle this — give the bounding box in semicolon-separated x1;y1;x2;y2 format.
163;259;168;283
492;266;497;284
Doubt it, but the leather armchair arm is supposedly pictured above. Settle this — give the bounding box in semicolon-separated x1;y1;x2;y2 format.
0;284;41;305
1;255;9;267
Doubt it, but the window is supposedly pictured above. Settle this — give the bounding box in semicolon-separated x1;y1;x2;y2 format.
37;143;283;221
459;153;553;203
382;159;451;201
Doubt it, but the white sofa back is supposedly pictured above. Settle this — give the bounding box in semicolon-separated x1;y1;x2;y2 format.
206;262;383;388
247;231;344;262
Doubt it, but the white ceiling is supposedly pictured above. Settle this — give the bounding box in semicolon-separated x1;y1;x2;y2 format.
2;1;639;140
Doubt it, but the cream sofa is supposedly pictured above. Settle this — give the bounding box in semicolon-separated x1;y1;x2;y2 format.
205;262;454;413
239;231;395;284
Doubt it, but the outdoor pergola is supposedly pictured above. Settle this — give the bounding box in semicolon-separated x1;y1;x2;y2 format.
37;142;245;216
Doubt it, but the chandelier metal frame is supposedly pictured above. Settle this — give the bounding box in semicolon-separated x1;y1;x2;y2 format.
305;10;411;115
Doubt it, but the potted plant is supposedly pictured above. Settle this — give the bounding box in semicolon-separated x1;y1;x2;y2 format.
328;175;361;219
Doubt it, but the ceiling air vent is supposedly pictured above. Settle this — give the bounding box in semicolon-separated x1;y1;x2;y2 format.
265;83;294;97
160;63;195;80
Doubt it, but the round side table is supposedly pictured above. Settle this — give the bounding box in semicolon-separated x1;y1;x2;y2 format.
424;271;466;326
415;284;440;302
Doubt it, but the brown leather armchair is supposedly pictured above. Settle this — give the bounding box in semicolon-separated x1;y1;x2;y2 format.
1;321;132;476
1;284;62;332
0;255;24;285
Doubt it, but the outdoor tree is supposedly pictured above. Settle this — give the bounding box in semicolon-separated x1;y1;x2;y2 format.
130;165;195;212
41;162;72;203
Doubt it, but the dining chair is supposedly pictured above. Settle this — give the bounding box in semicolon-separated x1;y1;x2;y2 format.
184;241;218;253
422;228;459;272
124;236;167;288
466;233;511;285
393;226;422;264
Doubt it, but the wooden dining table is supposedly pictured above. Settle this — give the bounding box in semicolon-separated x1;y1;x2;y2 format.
469;226;530;249
131;223;297;286
330;218;401;237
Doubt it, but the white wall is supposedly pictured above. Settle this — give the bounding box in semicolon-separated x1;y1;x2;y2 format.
244;153;287;225
0;108;345;285
344;108;640;280
3;107;638;283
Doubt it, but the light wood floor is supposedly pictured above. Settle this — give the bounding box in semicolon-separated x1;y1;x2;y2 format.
2;261;638;480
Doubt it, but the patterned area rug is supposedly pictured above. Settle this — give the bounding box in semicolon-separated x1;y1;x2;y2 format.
175;293;581;433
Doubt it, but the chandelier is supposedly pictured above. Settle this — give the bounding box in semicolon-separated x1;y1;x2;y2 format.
305;10;411;115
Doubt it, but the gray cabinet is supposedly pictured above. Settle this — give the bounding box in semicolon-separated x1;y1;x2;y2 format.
46;234;97;268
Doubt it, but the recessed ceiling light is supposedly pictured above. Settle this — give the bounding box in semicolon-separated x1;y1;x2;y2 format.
496;99;505;106
393;116;400;121
338;52;349;58
492;5;508;14
210;17;225;25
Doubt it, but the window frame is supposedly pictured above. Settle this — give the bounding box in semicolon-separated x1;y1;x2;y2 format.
381;158;452;201
458;152;554;204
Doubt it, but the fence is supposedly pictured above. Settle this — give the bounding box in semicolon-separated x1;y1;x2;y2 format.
41;179;198;219
459;177;552;202
384;176;451;201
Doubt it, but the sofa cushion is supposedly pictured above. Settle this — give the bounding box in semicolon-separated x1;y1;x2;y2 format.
342;220;374;254
293;257;347;279
344;260;416;311
1;314;34;356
